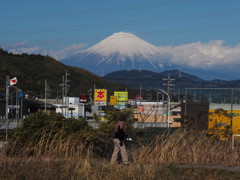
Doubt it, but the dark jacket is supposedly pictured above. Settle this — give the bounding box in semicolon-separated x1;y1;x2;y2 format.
114;126;126;141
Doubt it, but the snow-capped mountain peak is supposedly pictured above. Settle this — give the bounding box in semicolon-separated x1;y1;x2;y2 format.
86;32;160;60
61;32;167;76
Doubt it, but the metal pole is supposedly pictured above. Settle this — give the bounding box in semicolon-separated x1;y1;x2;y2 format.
15;90;18;120
158;89;171;128
99;106;102;120
82;104;85;118
62;75;64;115
44;79;47;113
231;88;233;129
16;93;20;124
10;90;16;115
140;83;142;98
65;73;67;116
184;88;187;121
156;91;159;123
19;96;23;126
5;76;9;140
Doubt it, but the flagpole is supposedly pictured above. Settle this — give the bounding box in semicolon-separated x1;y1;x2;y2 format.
5;76;9;141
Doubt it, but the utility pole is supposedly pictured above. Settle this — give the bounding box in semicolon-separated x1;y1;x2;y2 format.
140;83;142;98
65;70;70;117
59;75;65;115
162;75;174;127
88;88;92;104
59;70;70;117
44;79;49;113
163;74;175;99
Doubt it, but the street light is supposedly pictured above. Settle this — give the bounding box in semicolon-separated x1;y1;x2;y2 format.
158;89;171;128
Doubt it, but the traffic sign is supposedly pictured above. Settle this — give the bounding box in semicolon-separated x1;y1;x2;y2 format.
137;106;145;112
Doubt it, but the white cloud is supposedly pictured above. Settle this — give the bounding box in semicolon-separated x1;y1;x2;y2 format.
2;42;86;60
157;40;240;70
2;41;46;55
3;40;240;71
48;44;86;60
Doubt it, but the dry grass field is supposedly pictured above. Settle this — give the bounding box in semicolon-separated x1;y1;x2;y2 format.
0;129;240;179
0;112;240;179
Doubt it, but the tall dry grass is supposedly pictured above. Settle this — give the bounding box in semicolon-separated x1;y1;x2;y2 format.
1;109;240;180
133;129;240;167
5;125;95;160
0;128;240;179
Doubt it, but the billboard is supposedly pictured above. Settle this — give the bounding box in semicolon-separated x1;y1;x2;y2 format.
79;94;89;103
110;96;117;106
114;91;128;101
94;89;107;106
114;91;128;110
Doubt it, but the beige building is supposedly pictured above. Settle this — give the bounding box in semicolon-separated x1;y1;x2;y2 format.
130;101;181;127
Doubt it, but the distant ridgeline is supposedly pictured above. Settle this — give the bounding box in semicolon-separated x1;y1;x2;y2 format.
103;69;240;92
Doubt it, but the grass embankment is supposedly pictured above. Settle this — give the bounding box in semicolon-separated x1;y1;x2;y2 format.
0;112;240;179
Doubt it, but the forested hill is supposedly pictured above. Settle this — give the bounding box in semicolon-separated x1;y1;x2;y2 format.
103;70;240;92
0;48;125;98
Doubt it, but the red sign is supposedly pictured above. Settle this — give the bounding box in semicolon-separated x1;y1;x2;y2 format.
97;91;105;99
79;94;89;103
10;77;17;86
138;106;145;112
94;89;107;106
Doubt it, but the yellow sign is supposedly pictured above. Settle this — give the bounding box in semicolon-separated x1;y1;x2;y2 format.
94;89;107;106
208;109;240;139
110;96;117;106
114;91;128;102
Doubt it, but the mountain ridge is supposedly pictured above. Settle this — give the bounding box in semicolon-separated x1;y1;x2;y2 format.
1;48;240;101
103;69;240;92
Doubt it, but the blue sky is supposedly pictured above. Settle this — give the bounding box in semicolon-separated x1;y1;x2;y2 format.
2;0;240;80
1;0;240;49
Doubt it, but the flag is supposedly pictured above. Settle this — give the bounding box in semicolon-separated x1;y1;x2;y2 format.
10;77;17;86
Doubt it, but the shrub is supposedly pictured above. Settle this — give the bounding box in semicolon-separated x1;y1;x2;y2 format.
6;112;94;157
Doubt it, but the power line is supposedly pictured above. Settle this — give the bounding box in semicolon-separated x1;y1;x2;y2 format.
2;21;240;47
1;8;240;36
0;0;207;21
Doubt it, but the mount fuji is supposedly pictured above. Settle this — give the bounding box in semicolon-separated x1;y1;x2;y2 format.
61;32;175;76
61;32;238;80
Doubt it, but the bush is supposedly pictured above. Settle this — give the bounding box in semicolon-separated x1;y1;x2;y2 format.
6;112;94;157
4;110;140;160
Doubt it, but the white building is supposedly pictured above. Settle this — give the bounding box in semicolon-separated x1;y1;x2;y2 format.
54;97;96;119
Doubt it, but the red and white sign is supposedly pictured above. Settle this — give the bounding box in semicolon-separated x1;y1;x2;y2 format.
137;106;145;112
94;89;107;106
79;94;89;103
10;77;17;86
